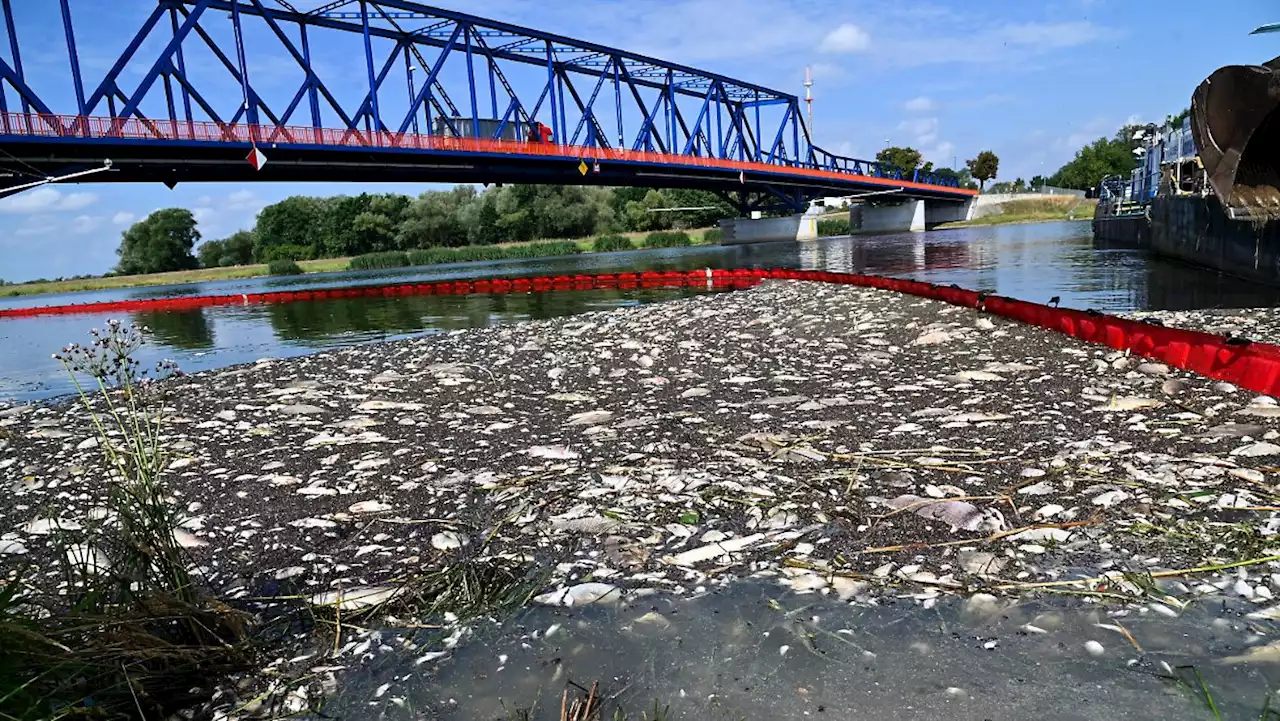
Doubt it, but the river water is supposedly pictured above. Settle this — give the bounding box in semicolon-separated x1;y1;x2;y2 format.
319;580;1280;721
3;221;1279;402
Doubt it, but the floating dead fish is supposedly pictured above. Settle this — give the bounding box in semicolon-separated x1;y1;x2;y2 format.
1232;442;1280;457
566;410;614;426
289;517;338;528
525;445;580;459
911;330;954;346
1007;527;1073;543
357;400;424;412
887;495;990;532
273;403;326;415
662;533;767;566
348;500;393;514
173;529;207;548
533;582;621;607
431;531;469;550
1095;397;1163;412
309;585;401;611
65;544;110;575
952;370;1005;382
1219;642;1280;665
22;518;82;535
0;540;27;555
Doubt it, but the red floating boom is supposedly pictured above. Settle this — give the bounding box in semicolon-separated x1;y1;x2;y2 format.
5;268;1280;399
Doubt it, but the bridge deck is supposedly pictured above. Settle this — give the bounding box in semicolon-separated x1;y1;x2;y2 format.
0;114;977;201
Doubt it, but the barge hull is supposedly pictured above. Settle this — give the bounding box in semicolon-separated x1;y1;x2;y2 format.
1094;196;1280;284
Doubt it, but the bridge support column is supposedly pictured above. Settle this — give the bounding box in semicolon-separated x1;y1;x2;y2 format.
719;214;818;244
850;200;926;235
924;198;976;228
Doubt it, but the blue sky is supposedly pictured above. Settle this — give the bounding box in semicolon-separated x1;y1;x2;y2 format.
0;0;1276;282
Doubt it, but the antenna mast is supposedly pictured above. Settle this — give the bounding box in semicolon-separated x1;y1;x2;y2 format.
804;66;814;136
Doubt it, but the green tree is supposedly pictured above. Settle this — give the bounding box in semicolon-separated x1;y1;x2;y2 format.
966;151;1000;190
253;196;325;261
320;194;372;256
934;167;978;190
1047;133;1137;191
221;230;255;266
115;208;200;275
623;190;673;232
469;198;501;245
876;146;923;173
1030;174;1046;190
396;186;475;248
662;188;733;229
196;239;225;269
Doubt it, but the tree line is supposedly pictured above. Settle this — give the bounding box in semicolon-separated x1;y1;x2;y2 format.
1041;114;1194;192
186;185;733;272
873;146;994;190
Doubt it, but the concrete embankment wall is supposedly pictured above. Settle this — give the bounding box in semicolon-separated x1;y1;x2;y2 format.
1094;196;1280;285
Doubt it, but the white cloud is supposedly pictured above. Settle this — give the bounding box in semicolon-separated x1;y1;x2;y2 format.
904;96;936;112
226;189;266;212
897;117;940;146
819;23;870;53
71;215;102;235
111;211;135;225
0;187;98;214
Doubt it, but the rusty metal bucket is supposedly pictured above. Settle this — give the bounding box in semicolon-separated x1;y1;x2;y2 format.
1191;55;1280;208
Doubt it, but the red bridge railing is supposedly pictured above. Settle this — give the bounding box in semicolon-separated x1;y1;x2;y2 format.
0;112;977;197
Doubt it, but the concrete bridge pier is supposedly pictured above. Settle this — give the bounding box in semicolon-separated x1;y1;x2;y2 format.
719;214;818;244
850;198;975;234
718;197;975;244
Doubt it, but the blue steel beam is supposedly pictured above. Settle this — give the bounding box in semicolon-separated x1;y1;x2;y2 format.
0;0;968;193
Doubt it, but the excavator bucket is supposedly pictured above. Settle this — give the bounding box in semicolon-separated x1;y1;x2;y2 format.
1191;55;1280;207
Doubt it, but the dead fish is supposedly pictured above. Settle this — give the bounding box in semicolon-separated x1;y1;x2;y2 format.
525;445;580;459
887;495;988;532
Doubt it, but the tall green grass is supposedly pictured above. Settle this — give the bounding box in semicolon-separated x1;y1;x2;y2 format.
592;234;634;252
701;227;722;244
1;322;252;720
817;217;851;237
266;259;303;275
642;231;692;248
349;251;411;270
349;241;582;271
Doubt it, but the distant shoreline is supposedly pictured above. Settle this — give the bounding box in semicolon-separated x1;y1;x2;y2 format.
3;228;717;300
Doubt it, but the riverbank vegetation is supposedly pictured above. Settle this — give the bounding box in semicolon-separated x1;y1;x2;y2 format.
2;325;253;719
1043;122;1149;191
939;197;1098;228
818;216;851;237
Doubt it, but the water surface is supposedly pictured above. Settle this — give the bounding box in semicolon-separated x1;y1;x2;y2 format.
319;580;1280;720
5;222;1279;402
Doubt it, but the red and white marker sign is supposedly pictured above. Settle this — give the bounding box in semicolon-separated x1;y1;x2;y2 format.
246;146;268;171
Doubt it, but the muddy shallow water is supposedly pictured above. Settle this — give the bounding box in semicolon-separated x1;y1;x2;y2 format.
318;580;1278;721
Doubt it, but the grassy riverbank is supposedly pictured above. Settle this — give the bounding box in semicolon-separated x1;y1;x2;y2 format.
1;257;352;298
3;228;717;299
938;197;1097;228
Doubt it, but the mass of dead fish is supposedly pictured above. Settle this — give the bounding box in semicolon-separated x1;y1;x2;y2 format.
6;282;1280;716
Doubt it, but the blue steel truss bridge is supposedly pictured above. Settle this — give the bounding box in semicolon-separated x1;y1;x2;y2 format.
0;0;976;214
